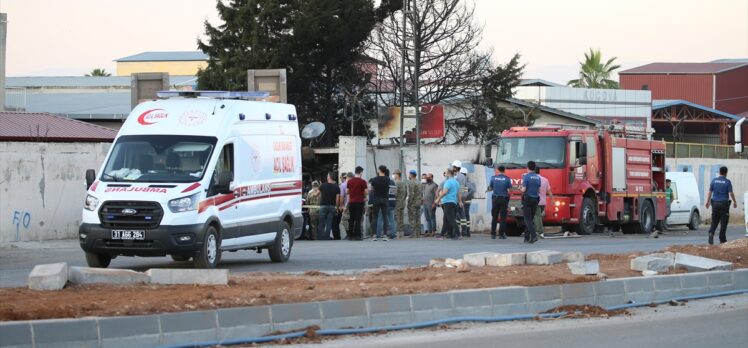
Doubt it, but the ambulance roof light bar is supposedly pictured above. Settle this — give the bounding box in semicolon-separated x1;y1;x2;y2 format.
156;90;271;100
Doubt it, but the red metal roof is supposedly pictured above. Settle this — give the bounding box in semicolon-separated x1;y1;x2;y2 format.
0;112;118;142
619;62;748;75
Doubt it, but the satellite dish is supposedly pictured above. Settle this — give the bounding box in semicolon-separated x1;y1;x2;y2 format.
301;122;326;140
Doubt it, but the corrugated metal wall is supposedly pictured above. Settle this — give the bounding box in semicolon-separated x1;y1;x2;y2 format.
620;74;713;107
715;66;748;115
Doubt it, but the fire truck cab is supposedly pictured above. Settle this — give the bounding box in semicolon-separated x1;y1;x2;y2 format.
496;125;667;235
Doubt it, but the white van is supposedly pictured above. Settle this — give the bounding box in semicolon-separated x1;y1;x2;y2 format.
665;172;701;230
79;91;303;268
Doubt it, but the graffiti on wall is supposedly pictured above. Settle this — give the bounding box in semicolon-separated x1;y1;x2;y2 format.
12;211;32;241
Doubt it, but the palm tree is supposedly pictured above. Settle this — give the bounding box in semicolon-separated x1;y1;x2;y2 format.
567;49;620;89
85;68;111;77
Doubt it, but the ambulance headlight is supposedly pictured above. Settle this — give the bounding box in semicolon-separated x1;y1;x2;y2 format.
169;193;200;213
84;194;99;211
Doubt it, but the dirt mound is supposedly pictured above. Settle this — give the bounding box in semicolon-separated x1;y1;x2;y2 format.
719;238;748;250
542;304;629;318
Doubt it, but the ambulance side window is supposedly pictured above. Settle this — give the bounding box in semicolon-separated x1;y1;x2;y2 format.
208;144;234;196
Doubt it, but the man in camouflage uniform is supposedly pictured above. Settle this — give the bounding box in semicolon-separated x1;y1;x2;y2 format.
305;181;321;240
406;170;422;238
393;169;407;238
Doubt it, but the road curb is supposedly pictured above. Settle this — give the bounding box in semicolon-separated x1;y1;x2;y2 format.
1;269;746;348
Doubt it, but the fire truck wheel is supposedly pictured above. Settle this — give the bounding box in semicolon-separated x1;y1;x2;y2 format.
636;200;655;234
576;197;597;235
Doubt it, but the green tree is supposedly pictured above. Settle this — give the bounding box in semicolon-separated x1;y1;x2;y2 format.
567;49;620;89
197;0;400;145
85;68;111;77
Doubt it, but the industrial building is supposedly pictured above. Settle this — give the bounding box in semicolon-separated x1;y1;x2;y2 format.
114;51;208;77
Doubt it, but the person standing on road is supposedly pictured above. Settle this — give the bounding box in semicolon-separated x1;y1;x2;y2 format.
460;167;476;237
705;166;737;245
306;181;321;240
369;166;391;241
317;173;341;240
534;167;553;239
407;169;422;238
521;161;541;244
393;169;407;238
332;173;348;240
487;165;512;239
346;168;368;241
382;169;398;240
435;168;462;240
451;161;469;237
421;173;439;237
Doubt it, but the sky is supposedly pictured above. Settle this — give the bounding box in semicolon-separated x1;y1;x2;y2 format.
1;0;747;83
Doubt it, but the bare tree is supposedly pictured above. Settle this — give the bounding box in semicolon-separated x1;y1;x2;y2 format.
367;0;491;143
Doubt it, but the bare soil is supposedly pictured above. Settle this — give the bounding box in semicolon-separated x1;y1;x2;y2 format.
1;243;746;322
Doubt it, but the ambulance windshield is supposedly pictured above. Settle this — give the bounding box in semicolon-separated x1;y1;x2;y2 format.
498;136;566;169
101;135;217;183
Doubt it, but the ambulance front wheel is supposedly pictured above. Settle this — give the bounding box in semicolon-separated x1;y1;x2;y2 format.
85;251;111;268
269;221;292;263
194;225;221;269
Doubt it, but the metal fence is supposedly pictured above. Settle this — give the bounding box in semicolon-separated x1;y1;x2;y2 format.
666;142;743;159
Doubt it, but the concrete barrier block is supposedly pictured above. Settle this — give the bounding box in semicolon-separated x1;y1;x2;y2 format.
732;269;748;290
0;322;32;348
369;312;412;327
271;302;321;324
631;256;672;272
626;291;655;304
27;262;68;291
489;286;528;305
567;260;599;275
159;310;218;345
98;315;160;348
217;306;272;340
562;252;585;263
653;275;682;291
412;309;454;323
527;300;562;314
486;253;526;267
526;285;561;302
320;299;369;329
451;289;492;309
367;295;412;315
492;303;528;317
623;277;655;293
706;270;734;292
675;253;732;272
463;252;496;266
596;294;626;308
411;293;452;311
69;267;150;285
680;273;708;289
146;268;228;285
561;283;596;305
526;250;563;265
32;319;98;348
594;279;625;296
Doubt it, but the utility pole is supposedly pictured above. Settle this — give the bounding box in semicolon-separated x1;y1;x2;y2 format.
412;0;421;179
399;0;420;177
0;13;7;111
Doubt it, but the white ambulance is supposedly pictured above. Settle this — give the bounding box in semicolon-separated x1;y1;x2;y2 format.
80;91;303;268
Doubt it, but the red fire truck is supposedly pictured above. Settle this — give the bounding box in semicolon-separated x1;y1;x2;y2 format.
496;124;667;235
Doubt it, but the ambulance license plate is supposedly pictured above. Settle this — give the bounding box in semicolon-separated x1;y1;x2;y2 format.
111;230;145;240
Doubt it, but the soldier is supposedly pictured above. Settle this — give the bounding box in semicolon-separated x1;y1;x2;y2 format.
406;170;422;238
305;181;321;240
393;169;407;238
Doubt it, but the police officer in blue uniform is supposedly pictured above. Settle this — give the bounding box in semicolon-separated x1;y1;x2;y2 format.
521;161;542;243
705;166;737;245
487;165;512;240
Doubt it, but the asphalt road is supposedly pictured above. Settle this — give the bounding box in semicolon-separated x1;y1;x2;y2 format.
0;225;745;288
298;294;748;348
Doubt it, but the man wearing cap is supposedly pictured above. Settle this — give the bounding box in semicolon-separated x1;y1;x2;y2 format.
407;169;422;238
460;167;476;237
393;169;407;238
487;165;511;239
705;166;737;244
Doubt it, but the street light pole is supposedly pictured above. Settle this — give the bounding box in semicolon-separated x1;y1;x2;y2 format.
413;0;421;179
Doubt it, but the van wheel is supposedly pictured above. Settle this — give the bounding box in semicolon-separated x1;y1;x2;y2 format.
85;252;111;268
687;211;700;230
194;226;221;269
269;221;292;263
576;197;597;235
171;255;191;262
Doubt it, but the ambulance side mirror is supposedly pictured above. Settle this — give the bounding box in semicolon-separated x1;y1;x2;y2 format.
85;169;96;189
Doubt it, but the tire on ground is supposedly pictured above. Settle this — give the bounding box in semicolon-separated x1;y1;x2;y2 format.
269;221;293;263
193;225;221;269
576;197;597;235
85;251;112;268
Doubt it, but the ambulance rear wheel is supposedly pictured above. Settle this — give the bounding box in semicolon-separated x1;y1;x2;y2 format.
85;252;111;268
576;197;597;235
269;221;292;263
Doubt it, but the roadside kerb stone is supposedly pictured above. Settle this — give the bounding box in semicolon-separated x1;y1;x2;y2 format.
567;260;599;275
33;318;99;348
630;256;672;272
652;275;683;301
27;262;68;291
489;286;528;316
411;293;453;322
146;269;228;285
463;252;496;267
622;276;655;304
679;272;708;296
706;270;734;292
69;267;150;285
526;285;562;313
526;250;563;265
270;302;322;332
159;310;218;345
562;252;584;263
732;269;748;290
0;321;32;348
217;306;272;341
486;253;526;267
320;299;368;330
367;295;412;327
450;289;492;317
675;253;733;272
98;315;160;348
594;279;626;308
561;282;596;305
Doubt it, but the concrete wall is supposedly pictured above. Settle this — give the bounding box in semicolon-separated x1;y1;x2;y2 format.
666;158;747;221
116;61;207;76
0;142;110;244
